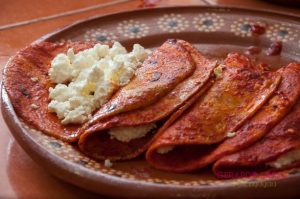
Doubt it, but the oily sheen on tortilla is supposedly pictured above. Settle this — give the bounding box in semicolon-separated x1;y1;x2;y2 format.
146;53;283;172
147;62;300;173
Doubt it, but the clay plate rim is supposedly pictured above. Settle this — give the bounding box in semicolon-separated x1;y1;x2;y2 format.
35;5;300;43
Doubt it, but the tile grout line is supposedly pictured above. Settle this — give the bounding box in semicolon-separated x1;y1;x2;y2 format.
0;0;131;31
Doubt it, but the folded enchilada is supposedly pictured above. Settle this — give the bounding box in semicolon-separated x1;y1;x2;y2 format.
214;97;300;178
146;53;284;172
3;41;97;142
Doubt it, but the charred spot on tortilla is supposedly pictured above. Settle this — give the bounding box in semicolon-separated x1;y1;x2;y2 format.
150;72;162;82
149;60;158;65
19;86;30;97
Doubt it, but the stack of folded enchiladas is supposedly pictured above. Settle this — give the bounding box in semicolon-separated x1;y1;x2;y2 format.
4;39;300;178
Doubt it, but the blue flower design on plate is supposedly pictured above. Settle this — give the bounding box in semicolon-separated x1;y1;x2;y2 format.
277;30;288;37
49;141;62;148
84;28;117;43
202;19;213;26
96;35;108;42
193;13;224;32
230;18;266;37
241;23;251;31
117;20;149;39
129;26;140;33
168;20;178;27
157;14;189;33
266;24;297;42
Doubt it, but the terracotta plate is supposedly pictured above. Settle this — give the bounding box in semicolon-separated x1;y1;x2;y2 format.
2;6;300;199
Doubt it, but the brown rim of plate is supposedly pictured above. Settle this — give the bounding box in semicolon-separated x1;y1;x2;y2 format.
35;5;300;43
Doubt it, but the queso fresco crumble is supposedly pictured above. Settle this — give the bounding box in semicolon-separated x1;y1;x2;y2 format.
48;42;151;125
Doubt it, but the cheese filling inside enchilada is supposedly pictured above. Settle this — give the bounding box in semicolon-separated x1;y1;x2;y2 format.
267;148;300;169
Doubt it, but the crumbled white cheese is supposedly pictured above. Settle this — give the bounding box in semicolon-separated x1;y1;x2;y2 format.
30;77;39;82
30;103;39;109
49;53;73;83
109;123;156;142
213;64;224;79
104;159;113;168
156;146;174;154
266;148;300;169
227;131;236;138
48;42;151;125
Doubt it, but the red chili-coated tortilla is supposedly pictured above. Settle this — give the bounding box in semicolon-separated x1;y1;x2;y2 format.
87;39;197;126
78;40;216;160
3;41;97;142
146;53;283;172
213;98;300;178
